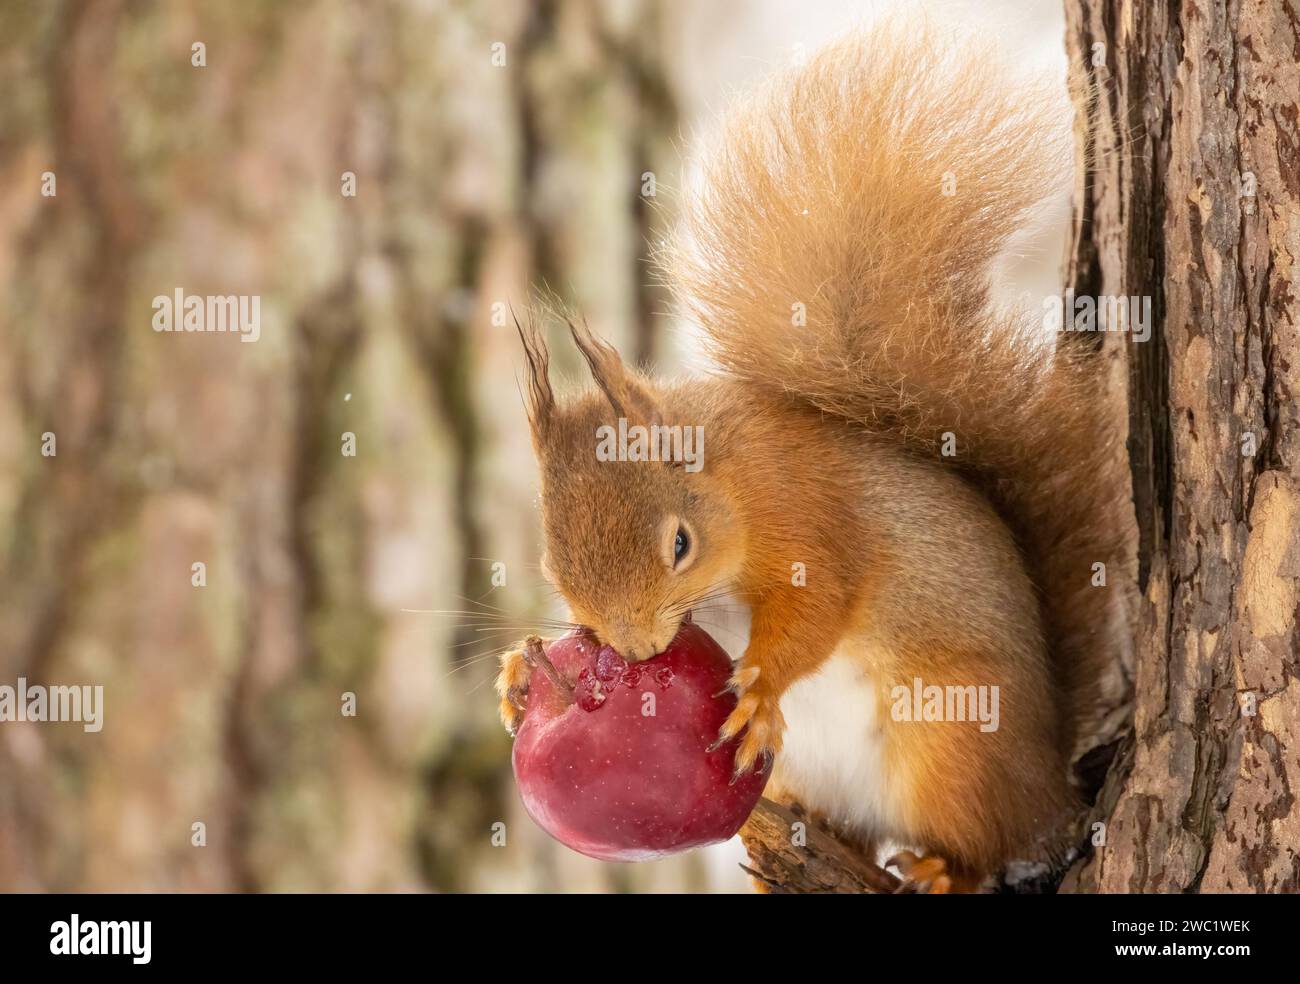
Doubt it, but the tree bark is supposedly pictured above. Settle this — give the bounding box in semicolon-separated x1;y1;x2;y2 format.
739;799;900;894
1060;0;1300;893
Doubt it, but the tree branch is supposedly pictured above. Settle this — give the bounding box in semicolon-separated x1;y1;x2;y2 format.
738;798;900;894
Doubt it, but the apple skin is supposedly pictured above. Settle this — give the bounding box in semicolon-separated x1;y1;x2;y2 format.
511;621;771;862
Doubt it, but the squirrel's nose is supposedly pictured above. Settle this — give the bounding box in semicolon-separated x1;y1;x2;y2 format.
606;624;654;662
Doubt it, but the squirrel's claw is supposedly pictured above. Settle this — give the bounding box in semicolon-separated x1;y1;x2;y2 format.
885;851;955;894
732;724;781;779
495;643;534;736
716;676;784;778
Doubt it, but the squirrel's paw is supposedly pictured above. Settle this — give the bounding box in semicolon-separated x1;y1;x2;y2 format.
712;667;784;779
885;851;979;894
495;638;541;736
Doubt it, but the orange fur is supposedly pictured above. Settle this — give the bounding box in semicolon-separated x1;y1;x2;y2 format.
666;21;1132;764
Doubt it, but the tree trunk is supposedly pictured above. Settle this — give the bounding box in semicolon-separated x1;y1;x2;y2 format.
1060;0;1300;893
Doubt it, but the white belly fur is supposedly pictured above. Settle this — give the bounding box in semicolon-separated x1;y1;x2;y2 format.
696;598;903;842
773;643;904;842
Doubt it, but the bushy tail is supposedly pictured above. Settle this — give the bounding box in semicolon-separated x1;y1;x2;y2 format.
667;21;1132;768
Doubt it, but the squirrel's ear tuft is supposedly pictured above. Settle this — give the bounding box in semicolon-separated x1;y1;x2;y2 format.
514;310;554;446
567;317;661;426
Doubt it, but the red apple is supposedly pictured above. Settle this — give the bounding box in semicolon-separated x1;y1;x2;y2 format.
511;621;771;861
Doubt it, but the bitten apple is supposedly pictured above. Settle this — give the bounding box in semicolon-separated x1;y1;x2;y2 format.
511;621;771;862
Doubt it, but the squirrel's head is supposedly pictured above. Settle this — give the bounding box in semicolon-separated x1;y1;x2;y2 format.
516;315;742;662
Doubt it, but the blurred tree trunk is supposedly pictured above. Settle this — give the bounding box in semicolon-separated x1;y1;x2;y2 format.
1061;0;1300;893
0;0;684;893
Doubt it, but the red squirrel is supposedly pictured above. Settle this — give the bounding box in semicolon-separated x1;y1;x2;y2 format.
496;21;1131;892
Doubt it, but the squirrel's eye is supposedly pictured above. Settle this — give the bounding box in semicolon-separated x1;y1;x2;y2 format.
662;517;695;574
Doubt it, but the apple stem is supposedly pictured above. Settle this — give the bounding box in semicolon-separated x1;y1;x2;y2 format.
524;635;572;699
